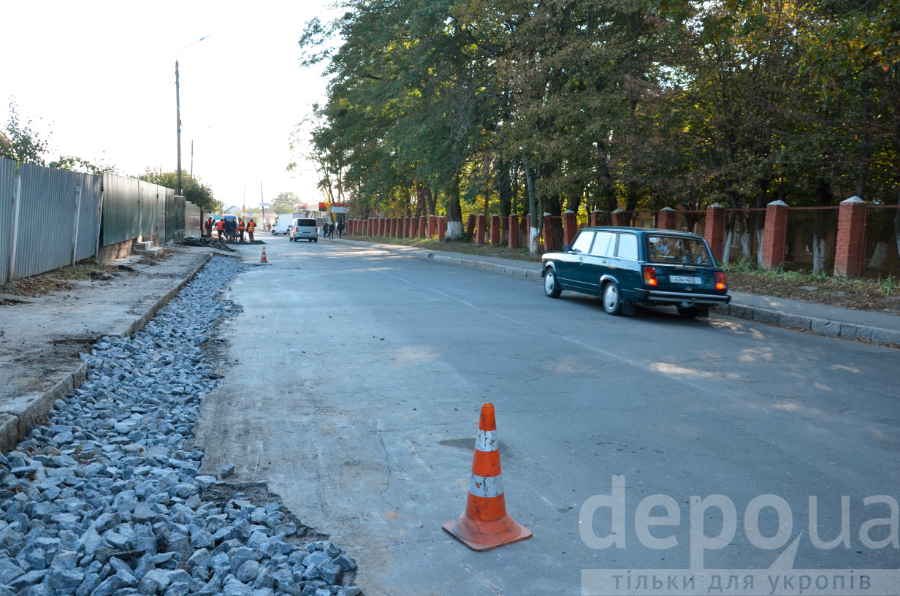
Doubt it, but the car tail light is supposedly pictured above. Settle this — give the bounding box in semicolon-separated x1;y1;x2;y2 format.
643;266;658;286
715;271;727;290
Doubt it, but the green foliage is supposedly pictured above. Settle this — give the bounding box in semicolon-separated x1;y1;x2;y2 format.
298;0;900;233
0;97;50;166
271;191;300;213
139;168;223;213
49;154;119;176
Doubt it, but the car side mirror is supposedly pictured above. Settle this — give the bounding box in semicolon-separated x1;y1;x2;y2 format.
562;245;571;252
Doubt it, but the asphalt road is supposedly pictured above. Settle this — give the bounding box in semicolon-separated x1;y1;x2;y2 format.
195;235;900;596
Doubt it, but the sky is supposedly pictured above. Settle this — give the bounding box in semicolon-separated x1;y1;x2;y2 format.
0;1;335;211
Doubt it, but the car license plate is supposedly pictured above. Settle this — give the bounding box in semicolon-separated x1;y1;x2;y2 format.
670;275;701;284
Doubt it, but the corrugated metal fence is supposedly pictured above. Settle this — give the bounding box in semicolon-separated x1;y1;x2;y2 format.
1;158;201;285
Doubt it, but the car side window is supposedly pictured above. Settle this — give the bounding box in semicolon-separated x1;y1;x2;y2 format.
572;231;594;253
590;231;616;256
616;233;638;260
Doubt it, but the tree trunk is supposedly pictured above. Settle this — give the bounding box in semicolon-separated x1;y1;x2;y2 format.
868;214;895;271
812;180;832;273
525;160;540;254
403;187;413;217
427;186;437;216
445;173;464;240
415;181;426;217
895;189;900;269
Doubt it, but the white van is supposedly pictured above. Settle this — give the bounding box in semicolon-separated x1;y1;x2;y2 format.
290;218;318;242
272;214;293;235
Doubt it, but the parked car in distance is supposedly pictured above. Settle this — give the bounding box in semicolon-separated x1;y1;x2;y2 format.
541;227;730;318
272;214;293;235
289;218;318;242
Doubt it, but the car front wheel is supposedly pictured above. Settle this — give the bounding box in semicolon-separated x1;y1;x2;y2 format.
544;268;562;298
602;282;622;316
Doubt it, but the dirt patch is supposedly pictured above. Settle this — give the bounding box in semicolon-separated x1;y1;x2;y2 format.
353;235;542;263
724;266;900;316
138;247;178;266
0;261;125;298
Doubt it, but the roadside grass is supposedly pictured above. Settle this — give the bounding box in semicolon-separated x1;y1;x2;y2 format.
351;235;543;263
721;257;900;313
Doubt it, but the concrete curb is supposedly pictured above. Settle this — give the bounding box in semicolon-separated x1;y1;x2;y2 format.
0;252;214;453
340;239;900;350
118;252;214;338
714;303;900;348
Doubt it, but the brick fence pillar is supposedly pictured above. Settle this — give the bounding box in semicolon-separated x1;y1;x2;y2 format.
490;214;501;244
409;216;416;238
590;210;602;227
427;215;435;238
563;210;577;246
364;220;369;235
610;209;628;227
658;207;677;230
508;214;519;248
393;218;400;238
407;217;414;238
466;214;476;237
475;214;486;245
419;216;426;239
834;196;868;278
760;200;789;270
437;216;446;241
704;205;726;263
375;217;382;236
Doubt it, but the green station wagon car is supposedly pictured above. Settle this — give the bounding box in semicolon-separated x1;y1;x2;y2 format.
541;227;730;318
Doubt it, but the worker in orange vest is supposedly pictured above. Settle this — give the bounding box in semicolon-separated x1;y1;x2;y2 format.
247;219;256;242
204;217;213;237
238;219;246;241
215;219;224;240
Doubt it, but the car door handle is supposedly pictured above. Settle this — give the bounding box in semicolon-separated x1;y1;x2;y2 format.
579;257;584;262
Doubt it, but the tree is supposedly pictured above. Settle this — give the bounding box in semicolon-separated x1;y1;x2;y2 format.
0;97;50;165
271;191;300;213
139;168;222;213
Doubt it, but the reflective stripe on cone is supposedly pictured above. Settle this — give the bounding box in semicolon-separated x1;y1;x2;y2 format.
442;403;532;551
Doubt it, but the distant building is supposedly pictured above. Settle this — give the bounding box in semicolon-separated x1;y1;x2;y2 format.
224;205;241;214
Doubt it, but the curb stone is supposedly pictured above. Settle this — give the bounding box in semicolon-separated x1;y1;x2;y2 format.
340;239;900;349
0;252;214;453
717;304;897;348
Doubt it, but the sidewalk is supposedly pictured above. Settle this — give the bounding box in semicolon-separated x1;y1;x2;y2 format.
339;238;900;348
0;245;242;452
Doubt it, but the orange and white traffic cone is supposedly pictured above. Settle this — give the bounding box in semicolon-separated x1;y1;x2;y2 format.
260;248;268;263
443;403;532;551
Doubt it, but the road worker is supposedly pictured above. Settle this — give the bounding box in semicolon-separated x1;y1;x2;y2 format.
238;219;246;241
216;218;224;240
247;219;256;242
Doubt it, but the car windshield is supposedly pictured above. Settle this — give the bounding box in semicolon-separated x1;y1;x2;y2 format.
647;236;713;265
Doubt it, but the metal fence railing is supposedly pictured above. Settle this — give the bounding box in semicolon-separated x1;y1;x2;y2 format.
1;158;201;285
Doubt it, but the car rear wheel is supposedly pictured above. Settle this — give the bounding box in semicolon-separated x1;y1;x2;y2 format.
544;268;561;298
602;282;622;316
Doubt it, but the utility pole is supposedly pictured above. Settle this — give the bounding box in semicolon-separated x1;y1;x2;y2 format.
176;59;182;197
243;186;246;219
260;183;265;222
175;36;208;198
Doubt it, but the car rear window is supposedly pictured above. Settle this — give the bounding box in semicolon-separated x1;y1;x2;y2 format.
647;236;713;265
298;219;316;227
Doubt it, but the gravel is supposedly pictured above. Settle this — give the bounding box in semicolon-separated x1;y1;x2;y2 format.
0;257;361;596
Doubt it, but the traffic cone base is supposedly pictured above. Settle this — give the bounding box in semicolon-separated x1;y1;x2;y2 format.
442;513;532;552
443;403;532;551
